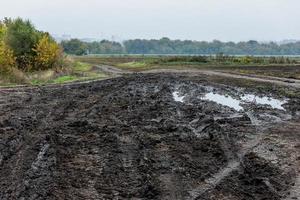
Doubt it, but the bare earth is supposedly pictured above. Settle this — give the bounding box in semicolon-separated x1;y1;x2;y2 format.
0;68;300;200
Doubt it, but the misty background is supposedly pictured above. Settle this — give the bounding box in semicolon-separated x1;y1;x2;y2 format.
1;0;299;42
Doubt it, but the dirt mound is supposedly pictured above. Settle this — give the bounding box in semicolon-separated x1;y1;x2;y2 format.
0;74;299;199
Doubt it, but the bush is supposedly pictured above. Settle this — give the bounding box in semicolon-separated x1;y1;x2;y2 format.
33;34;64;71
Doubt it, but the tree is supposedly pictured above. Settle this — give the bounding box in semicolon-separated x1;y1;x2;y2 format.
61;37;300;56
0;41;16;75
61;39;88;55
5;18;41;56
0;17;69;74
0;21;7;42
0;18;11;42
33;34;64;71
4;18;43;69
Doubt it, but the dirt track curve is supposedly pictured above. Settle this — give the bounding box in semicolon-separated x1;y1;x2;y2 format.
96;65;300;88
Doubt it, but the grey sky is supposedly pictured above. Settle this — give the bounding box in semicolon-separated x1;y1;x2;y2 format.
1;0;299;41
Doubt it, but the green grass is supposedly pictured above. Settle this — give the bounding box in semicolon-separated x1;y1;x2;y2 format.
26;62;108;86
31;79;43;85
51;75;77;84
0;60;112;87
73;62;92;72
2;56;300;87
117;61;151;70
74;55;300;68
73;55;300;80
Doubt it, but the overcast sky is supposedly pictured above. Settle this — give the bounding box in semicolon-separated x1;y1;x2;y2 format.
1;0;299;41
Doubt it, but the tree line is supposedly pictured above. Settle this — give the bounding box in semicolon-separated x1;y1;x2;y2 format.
61;37;300;55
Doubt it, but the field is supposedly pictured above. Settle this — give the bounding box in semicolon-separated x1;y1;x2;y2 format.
74;55;300;79
1;55;300;199
2;55;300;87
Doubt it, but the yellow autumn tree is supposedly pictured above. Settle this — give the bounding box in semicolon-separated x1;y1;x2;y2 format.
33;34;63;71
0;41;16;75
0;22;7;42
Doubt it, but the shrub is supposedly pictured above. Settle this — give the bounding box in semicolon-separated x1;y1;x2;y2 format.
33;34;64;71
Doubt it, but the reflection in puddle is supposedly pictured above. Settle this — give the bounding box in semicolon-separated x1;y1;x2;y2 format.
202;92;243;111
173;89;287;111
202;92;286;111
241;94;286;110
173;91;185;102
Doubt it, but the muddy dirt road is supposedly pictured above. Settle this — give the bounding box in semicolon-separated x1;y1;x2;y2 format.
0;73;300;200
96;65;300;88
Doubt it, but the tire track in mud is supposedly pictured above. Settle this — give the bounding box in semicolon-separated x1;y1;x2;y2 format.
188;116;300;200
1;72;299;199
95;65;131;75
188;137;263;200
189;160;240;200
189;136;262;200
94;65;300;88
143;69;300;88
171;79;295;199
188;111;266;200
284;175;300;200
1;65;300;92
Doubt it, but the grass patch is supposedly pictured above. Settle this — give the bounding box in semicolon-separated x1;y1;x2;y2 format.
0;68;29;86
74;62;92;72
51;75;77;84
0;60;109;87
117;61;151;70
31;79;43;85
28;62;108;86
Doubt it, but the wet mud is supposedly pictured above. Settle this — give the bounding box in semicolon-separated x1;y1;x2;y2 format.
0;73;299;200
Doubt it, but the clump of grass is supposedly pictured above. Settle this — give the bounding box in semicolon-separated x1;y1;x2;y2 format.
0;68;29;85
31;79;43;85
51;75;77;84
73;62;92;72
118;61;148;68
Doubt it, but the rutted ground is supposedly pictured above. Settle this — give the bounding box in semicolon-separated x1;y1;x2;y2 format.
0;73;299;200
97;64;300;88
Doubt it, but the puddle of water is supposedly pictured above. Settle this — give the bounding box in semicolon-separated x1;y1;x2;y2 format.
173;91;185;102
202;92;243;111
241;94;286;110
201;92;287;111
173;89;287;111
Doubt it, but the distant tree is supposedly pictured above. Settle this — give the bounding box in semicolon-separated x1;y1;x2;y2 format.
61;37;300;56
61;39;88;55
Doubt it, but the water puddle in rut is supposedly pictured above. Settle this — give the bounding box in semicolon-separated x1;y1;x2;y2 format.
172;91;185;103
202;93;243;111
173;91;287;111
